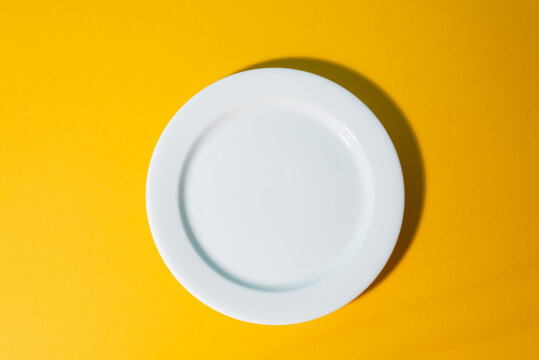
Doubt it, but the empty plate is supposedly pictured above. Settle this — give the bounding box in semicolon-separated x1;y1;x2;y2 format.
146;68;404;325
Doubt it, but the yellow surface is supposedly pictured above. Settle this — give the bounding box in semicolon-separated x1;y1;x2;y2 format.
1;0;538;358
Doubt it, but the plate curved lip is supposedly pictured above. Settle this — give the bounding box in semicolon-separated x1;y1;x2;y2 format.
146;68;405;325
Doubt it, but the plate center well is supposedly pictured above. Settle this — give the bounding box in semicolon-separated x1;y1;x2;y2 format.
180;99;371;290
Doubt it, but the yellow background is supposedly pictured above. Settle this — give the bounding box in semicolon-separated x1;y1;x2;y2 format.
1;0;538;358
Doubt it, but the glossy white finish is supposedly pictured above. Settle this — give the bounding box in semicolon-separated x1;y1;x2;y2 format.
146;68;404;325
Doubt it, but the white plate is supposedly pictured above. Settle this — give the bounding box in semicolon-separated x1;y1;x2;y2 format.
146;68;404;325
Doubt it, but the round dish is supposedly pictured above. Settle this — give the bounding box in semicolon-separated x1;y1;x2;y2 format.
146;68;404;325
